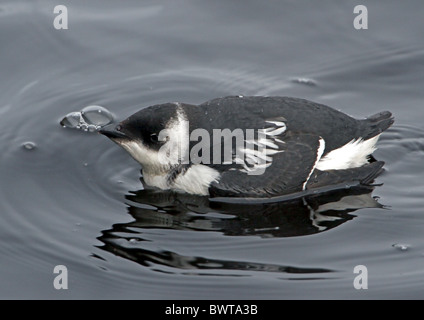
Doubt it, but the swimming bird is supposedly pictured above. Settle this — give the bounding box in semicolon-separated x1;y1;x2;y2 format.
100;96;393;198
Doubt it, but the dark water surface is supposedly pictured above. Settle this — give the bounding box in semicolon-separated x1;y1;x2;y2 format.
1;0;424;299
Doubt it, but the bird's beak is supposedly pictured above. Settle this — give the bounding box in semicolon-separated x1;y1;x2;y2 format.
99;124;128;140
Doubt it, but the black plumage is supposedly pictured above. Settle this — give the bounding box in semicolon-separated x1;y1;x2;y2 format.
100;96;394;198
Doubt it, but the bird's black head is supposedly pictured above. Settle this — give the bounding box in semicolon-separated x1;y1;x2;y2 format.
99;103;190;170
100;103;182;149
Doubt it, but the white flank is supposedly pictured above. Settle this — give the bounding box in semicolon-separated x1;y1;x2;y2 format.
302;138;325;190
316;135;380;171
174;164;220;195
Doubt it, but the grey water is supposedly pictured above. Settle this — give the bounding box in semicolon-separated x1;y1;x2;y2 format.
1;0;424;299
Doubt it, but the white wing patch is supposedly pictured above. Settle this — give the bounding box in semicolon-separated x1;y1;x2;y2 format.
236;117;287;175
316;135;380;171
302;137;325;190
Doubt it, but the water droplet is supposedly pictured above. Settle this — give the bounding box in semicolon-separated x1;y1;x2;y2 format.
87;124;98;132
129;238;138;244
60;105;114;133
80;123;88;131
22;141;36;150
393;243;410;251
60;112;83;128
81;105;114;127
83;162;88;167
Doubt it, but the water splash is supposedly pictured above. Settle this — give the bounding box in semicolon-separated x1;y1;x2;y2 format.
60;105;114;132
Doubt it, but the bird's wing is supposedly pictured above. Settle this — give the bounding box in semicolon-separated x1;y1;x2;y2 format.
209;133;324;197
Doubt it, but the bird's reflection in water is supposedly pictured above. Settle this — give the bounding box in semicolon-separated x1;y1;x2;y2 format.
96;186;383;275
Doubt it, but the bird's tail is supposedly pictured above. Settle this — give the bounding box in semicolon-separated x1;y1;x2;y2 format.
307;161;385;190
360;111;394;140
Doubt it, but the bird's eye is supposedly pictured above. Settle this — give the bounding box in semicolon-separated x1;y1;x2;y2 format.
150;133;158;142
116;125;122;131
